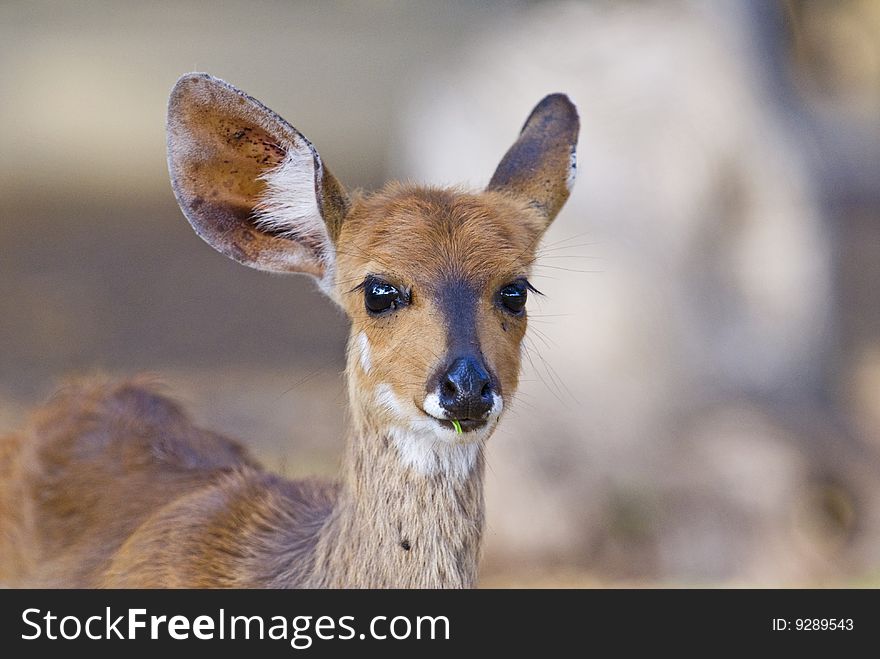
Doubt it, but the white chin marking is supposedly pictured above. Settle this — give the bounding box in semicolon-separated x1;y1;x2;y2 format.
488;392;504;418
422;391;504;421
356;331;372;374
423;392;446;419
374;384;504;480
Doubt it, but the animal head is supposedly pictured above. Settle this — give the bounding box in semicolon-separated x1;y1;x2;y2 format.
167;73;578;453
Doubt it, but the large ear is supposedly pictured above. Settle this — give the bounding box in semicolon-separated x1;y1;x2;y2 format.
167;73;349;294
487;93;579;227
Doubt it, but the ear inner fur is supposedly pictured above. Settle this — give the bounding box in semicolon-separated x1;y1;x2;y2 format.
166;73;349;280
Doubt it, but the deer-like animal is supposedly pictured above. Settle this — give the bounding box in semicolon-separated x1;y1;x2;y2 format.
0;73;578;588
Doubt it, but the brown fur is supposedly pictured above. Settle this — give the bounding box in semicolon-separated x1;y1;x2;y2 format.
0;74;578;588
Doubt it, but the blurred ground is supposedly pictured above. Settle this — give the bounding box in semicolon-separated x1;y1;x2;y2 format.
1;1;879;587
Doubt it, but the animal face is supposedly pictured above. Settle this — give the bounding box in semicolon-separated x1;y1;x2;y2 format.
166;73;578;471
337;186;547;444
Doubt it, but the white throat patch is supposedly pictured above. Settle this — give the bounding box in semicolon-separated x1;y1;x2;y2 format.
389;428;480;482
373;383;502;480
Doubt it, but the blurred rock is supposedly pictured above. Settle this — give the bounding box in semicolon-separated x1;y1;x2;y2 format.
849;344;880;445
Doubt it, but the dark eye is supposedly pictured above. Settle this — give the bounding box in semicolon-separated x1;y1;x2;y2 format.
498;280;528;314
364;278;402;314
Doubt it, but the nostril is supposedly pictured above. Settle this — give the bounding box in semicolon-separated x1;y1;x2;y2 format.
480;382;492;398
441;379;457;398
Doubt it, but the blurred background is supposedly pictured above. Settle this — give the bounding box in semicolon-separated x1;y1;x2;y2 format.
1;0;879;586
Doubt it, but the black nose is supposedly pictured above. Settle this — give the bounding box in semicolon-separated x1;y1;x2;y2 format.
438;356;494;420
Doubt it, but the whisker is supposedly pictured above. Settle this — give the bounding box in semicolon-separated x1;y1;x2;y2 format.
274;370;326;402
532;264;604;274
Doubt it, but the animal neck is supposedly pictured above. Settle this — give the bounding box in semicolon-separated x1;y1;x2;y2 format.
309;399;486;588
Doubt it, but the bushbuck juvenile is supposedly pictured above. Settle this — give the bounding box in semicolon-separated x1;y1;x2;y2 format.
0;73;578;588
